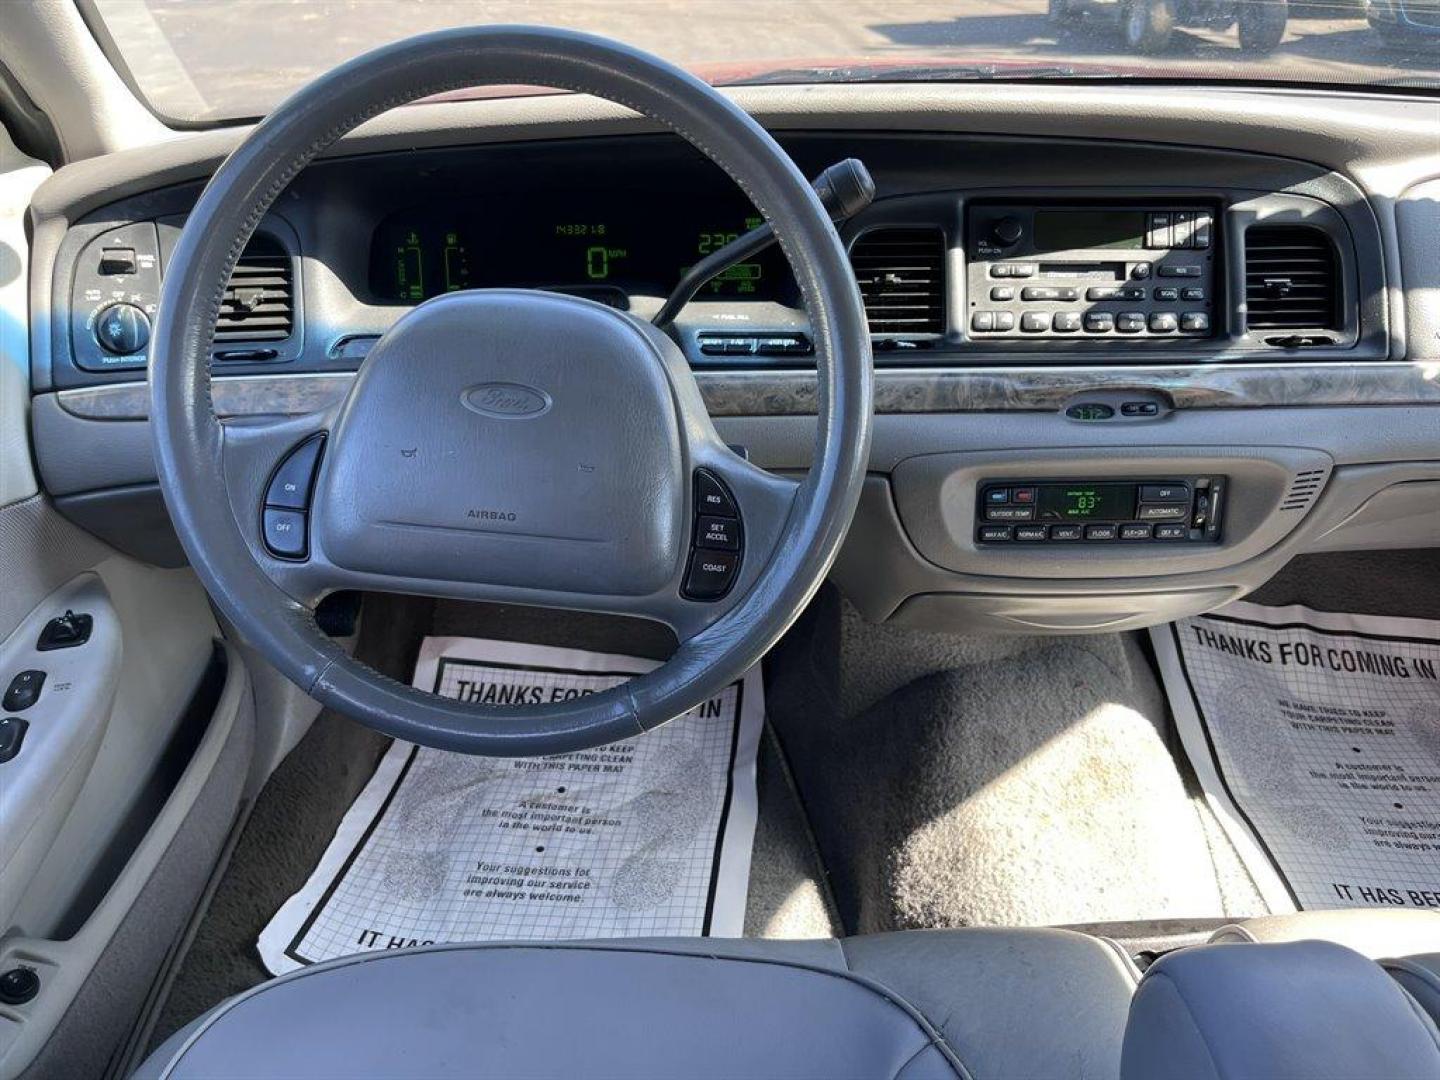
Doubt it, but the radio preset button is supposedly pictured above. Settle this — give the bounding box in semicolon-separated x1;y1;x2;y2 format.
986;506;1035;521
1140;484;1190;502
1084;312;1114;333
1116;312;1146;334
979;525;1013;542
1015;525;1048;541
1050;525;1083;541
1119;523;1153;540
1052;312;1082;333
1020;312;1049;333
1085;524;1119;541
1148;312;1179;333
1154;524;1189;540
1181;312;1211;333
1137;504;1188;521
1146;212;1171;248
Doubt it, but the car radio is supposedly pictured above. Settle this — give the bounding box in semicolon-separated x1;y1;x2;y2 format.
975;477;1225;545
966;204;1217;339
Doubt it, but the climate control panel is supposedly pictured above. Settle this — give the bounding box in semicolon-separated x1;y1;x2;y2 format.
975;477;1225;545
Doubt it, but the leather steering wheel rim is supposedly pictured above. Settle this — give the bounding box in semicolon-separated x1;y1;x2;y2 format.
150;26;873;756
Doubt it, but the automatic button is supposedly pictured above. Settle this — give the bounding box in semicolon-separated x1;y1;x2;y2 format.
265;435;325;510
1137;504;1188;521
1149;312;1179;333
695;515;740;552
683;550;740;601
263;509;307;558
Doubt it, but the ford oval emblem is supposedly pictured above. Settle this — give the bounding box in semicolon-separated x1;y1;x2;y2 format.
461;382;552;420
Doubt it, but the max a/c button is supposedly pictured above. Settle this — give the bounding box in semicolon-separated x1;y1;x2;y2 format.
683;550;739;601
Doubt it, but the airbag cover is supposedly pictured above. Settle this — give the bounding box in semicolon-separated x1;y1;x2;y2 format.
315;290;684;595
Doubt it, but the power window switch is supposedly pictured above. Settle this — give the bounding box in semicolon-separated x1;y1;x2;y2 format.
37;610;92;651
2;671;44;712
0;717;28;764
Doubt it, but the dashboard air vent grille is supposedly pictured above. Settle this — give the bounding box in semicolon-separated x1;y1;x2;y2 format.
1244;226;1339;331
849;227;945;336
216;235;294;342
1280;467;1329;513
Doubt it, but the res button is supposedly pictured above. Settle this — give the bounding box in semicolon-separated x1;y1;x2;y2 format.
694;470;738;518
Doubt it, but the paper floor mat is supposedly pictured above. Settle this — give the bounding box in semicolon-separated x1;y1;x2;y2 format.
1152;602;1440;913
258;636;762;976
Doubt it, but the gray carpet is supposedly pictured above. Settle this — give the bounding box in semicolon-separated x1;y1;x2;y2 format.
769;588;1267;935
151;595;834;1047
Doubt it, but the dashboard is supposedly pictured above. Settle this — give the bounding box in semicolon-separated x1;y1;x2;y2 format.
23;84;1440;636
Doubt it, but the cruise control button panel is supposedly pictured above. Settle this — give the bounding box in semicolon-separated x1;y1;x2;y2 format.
975;476;1226;545
683;470;743;601
261;435;326;560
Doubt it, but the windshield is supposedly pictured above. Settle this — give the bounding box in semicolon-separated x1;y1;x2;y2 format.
89;0;1440;124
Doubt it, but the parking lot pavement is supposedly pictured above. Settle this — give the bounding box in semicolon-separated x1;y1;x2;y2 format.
105;0;1439;120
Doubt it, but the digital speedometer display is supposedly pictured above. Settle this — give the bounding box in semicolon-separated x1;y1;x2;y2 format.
368;196;789;305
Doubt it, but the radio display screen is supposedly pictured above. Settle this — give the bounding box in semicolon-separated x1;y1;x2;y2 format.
1036;483;1137;522
1033;211;1146;252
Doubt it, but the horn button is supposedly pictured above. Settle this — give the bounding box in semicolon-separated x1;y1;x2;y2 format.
314;291;685;596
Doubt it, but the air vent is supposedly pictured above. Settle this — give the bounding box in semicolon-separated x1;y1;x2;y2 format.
215;235;294;342
848;227;946;336
1280;467;1329;512
1244;226;1339;332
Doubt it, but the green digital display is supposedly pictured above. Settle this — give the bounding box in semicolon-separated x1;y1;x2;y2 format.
369;200;790;304
1037;484;1137;522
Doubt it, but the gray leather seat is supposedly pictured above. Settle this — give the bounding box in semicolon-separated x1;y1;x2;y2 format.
135;929;1140;1079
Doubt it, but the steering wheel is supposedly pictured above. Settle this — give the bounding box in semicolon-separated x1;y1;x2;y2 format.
150;27;872;756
